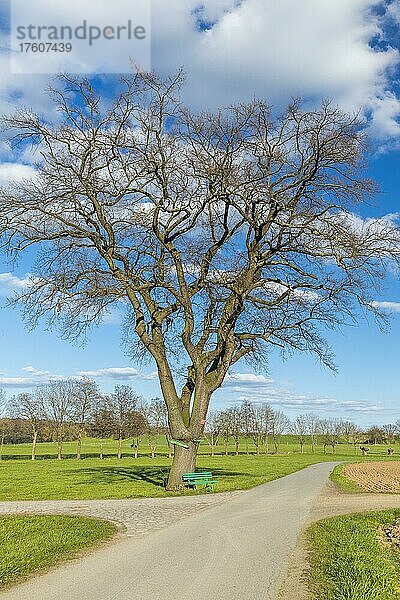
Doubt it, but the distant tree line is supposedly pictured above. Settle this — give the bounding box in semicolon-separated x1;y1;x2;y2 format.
0;380;170;460
0;383;398;460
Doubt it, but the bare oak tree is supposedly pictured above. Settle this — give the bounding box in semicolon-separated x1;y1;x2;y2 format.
1;70;400;488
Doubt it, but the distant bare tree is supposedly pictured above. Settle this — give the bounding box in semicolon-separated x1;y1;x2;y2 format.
230;407;243;456
304;413;319;453
251;406;266;455
38;380;75;459
366;426;385;445
91;399;116;459
383;423;397;445
146;397;168;458
341;420;358;444
204;411;221;457
271;410;290;453
108;385;141;459
320;418;343;454
218;410;231;456
70;378;100;459
291;414;308;453
350;428;363;455
0;389;6;460
9;392;44;460
260;403;275;454
240;400;254;455
2;70;400;487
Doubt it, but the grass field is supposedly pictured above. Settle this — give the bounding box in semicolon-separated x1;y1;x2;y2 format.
0;515;116;588
0;437;397;500
307;510;400;600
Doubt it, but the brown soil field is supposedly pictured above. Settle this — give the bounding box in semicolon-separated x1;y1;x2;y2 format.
344;461;400;493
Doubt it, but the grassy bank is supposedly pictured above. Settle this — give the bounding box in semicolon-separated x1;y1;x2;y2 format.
0;515;116;588
307;510;400;600
330;463;365;493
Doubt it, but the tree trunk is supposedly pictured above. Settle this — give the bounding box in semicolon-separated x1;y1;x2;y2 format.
76;432;82;460
166;442;197;491
0;434;4;460
57;440;62;460
117;433;122;459
99;439;103;459
224;438;228;455
31;430;38;460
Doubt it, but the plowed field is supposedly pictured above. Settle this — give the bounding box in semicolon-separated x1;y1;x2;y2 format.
344;461;400;493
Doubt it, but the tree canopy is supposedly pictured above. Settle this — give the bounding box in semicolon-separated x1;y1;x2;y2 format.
1;70;399;487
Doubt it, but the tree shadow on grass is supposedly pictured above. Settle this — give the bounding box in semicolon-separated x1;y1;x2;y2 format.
69;466;169;488
66;466;249;489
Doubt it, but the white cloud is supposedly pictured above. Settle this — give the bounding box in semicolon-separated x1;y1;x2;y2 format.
77;367;157;380
0;377;44;387
0;1;398;145
217;370;381;415
224;372;273;385
22;366;52;376
0;272;32;297
0;163;37;185
152;0;400;140
371;300;400;313
0;366;67;388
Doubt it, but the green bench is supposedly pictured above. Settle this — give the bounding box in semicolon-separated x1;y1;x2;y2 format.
182;471;218;492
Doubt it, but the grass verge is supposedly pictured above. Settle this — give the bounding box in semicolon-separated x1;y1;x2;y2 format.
330;463;364;493
0;515;117;589
307;510;400;600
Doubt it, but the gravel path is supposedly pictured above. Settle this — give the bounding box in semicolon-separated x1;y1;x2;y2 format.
0;492;242;537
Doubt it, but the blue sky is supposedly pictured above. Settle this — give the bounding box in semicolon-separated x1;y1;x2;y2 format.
1;0;400;426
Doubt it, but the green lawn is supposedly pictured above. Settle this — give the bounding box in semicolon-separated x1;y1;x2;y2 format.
307;510;400;600
0;439;397;500
0;515;116;588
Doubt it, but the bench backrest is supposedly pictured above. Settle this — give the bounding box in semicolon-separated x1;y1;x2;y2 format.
182;471;212;480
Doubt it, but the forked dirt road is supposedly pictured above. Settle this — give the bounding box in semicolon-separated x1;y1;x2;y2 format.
0;462;337;600
3;461;400;600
